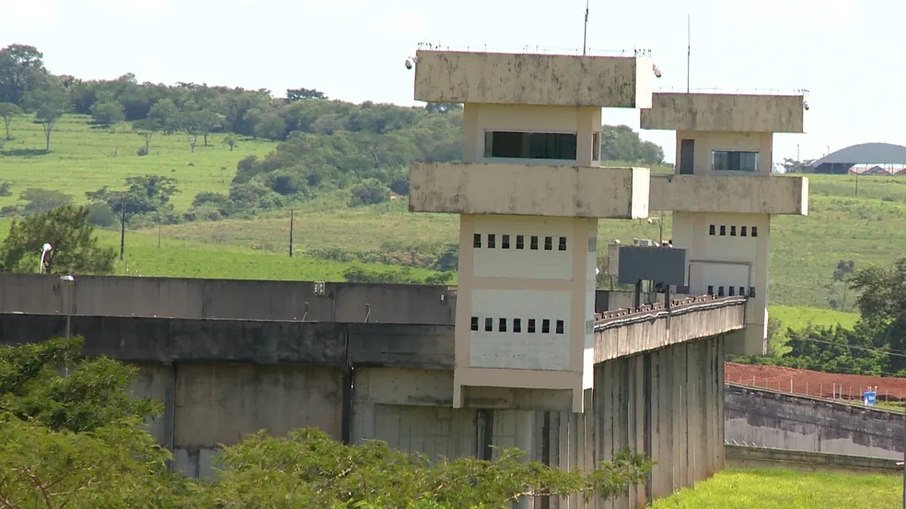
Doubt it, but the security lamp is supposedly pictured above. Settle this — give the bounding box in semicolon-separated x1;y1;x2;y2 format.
404;57;417;70
652;64;662;78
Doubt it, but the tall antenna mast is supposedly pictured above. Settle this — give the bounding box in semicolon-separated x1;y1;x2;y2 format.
686;14;691;93
582;0;590;56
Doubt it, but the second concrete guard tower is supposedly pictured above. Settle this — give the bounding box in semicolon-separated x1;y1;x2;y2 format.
642;93;809;355
409;50;654;412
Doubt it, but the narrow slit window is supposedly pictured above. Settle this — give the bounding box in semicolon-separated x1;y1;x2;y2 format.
471;316;479;331
513;318;522;333
751;226;758;237
488;234;496;248
473;233;482;248
709;225;716;236
544;236;553;251
555;320;564;334
741;226;748;237
502;234;510;249
530;236;539;250
707;285;714;295
498;318;507;332
516;235;524;249
558;237;567;251
730;226;737;236
739;286;746;297
718;286;725;297
528;319;536;333
749;287;756;297
719;225;726;236
542;319;551;334
729;287;735;296
484;317;493;332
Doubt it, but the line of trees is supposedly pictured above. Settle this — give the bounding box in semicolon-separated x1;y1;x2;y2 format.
0;337;651;508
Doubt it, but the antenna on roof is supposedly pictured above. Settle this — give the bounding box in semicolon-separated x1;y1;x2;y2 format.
686;14;691;93
582;0;590;56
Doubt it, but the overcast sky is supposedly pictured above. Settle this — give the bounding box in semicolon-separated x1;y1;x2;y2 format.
1;0;901;163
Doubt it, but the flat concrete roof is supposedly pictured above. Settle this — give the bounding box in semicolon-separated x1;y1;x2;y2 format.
641;92;806;133
413;50;652;108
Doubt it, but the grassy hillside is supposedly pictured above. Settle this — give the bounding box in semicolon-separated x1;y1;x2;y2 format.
0;114;276;211
1;114;902;323
651;468;901;508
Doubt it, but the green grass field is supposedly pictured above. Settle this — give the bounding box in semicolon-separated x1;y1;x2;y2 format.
770;305;860;330
1;114;902;319
651;468;902;508
0;115;276;211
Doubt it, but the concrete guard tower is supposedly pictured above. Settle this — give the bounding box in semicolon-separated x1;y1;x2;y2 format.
641;93;809;355
409;50;654;412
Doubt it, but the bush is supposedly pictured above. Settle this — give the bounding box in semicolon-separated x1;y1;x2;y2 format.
0;179;12;197
136;145;148;156
20;188;73;215
86;201;116;227
349;178;390;207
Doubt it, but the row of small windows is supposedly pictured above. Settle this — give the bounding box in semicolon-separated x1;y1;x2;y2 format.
708;225;758;237
707;285;756;298
473;234;567;251
471;317;566;335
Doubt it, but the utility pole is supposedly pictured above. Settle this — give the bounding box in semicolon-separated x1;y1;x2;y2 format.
582;0;590;56
119;196;126;261
289;209;295;257
686;14;691;93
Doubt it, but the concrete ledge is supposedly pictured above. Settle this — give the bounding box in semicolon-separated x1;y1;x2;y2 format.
641;93;805;133
649;175;808;215
0;313;454;369
410;162;649;218
725;445;902;473
594;297;746;362
414;50;652;108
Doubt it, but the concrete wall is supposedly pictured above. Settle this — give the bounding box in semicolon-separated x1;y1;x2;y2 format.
649;175;809;215
414;50;652;108
725;384;905;460
725;445;903;474
409;162;649;219
640;93;806;133
0;273;455;324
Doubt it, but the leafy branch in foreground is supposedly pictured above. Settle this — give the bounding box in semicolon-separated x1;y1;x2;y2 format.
210;427;651;508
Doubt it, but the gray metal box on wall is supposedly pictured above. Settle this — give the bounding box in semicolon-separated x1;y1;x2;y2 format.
615;246;686;285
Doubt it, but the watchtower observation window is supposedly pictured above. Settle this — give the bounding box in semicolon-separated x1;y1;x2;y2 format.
484;131;577;160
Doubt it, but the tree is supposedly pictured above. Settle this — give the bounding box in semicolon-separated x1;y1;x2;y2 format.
829;259;856;310
180;109;223;148
0;101;22;139
0;338;193;508
90;100;126;126
87;175;179;224
146;98;180;134
252;112;287;140
0;205;115;274
223;133;238;151
133;118;159;155
349;178;390;207
22;78;69;151
286;87;327;101
19;187;73;215
0;44;47;104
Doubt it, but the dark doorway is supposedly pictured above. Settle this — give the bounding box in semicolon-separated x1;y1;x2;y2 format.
680;139;695;174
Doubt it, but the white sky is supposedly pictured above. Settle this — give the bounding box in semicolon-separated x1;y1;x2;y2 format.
1;0;901;163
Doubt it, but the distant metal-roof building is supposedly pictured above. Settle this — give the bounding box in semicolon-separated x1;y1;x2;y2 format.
808;143;906;174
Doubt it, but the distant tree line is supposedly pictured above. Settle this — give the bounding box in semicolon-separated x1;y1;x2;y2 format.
738;257;906;377
0;43;666;223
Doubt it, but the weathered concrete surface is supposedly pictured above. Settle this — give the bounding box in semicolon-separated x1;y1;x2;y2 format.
410;162;649;219
594;297;745;362
649;175;809;215
0;313;453;369
725;445;902;473
641;93;806;133
0;273;455;323
725;384;905;459
414;50;653;108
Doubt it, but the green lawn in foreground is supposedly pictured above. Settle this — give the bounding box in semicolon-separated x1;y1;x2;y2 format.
770;305;860;330
651;468;901;508
0;114;276;211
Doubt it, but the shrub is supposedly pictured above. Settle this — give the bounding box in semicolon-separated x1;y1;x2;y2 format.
86;201;116;227
349;178;390;207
